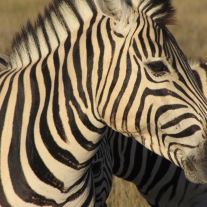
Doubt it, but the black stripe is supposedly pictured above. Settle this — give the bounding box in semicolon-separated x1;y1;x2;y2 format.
101;42;126;118
162;125;201;144
138;20;148;58
111;132;122;174
173;81;204;117
8;66;58;206
67;102;102;151
68;1;88;108
110;52;132;130
136;89;188;133
154;104;188;148
117;137;133;178
53;48;68;142
161;113;200;129
166;33;207;108
80;171;95;207
154;167;182;205
0;74;15;207
192;70;204;93
27;62;65;191
97;19;115;107
133;39;142;61
154;24;162;57
155;104;188;127
59;171;93;206
146;19;156;57
121;56;142;135
40;59;94;168
124;140;144;181
167;142;197;163
147;105;153;150
141;151;170;191
0;73;16;135
178;179;190;205
86;13;103;122
96;17;105;97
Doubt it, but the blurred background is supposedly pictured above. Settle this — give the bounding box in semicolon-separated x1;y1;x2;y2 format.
0;0;206;206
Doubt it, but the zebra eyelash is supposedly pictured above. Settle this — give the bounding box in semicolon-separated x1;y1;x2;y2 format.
146;61;169;77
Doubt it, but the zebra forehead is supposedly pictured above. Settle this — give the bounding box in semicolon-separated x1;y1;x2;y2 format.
126;0;176;25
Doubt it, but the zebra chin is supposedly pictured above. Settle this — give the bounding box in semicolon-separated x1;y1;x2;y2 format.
182;141;207;184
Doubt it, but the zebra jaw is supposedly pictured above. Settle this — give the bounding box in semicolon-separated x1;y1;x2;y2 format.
176;141;207;184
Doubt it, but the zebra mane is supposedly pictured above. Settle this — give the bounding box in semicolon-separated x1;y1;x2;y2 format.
9;0;176;68
9;0;97;68
188;59;207;71
9;0;67;67
151;0;176;25
127;0;176;25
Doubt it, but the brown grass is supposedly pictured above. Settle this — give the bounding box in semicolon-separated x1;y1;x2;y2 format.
168;0;207;60
0;0;206;207
0;0;50;54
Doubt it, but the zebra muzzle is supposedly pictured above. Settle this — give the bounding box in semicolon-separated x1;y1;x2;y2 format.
183;140;207;184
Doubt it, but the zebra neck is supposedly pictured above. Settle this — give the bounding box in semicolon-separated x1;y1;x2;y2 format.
2;0;111;193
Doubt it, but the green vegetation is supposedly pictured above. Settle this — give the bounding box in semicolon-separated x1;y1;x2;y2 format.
0;0;206;206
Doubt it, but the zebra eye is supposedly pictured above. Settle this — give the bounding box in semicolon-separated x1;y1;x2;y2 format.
147;61;169;74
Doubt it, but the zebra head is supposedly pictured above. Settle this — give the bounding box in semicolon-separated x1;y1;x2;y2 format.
95;0;207;183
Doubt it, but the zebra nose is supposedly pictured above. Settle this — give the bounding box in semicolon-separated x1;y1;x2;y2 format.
183;141;207;184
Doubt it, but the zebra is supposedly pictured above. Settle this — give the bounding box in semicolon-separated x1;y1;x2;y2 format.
93;60;207;207
1;0;207;206
110;61;207;207
1;53;205;206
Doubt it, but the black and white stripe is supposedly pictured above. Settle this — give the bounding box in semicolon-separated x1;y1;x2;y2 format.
0;0;207;206
108;61;207;207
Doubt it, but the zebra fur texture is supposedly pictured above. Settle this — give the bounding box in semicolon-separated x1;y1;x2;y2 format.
1;51;207;206
111;62;207;207
93;60;207;207
1;50;207;207
0;0;207;206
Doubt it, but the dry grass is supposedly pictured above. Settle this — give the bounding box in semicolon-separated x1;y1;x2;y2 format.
107;176;149;207
0;0;50;54
0;0;206;207
168;0;207;59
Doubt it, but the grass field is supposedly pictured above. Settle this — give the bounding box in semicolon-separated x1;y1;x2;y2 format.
0;1;206;207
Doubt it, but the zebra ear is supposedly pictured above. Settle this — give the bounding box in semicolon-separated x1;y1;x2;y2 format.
95;0;136;37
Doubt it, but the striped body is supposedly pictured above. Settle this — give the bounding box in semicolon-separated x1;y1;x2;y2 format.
0;0;207;206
